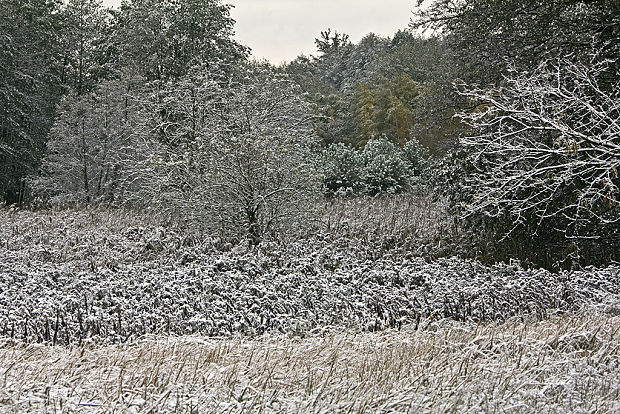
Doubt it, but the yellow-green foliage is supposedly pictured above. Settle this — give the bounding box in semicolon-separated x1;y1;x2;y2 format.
353;73;423;147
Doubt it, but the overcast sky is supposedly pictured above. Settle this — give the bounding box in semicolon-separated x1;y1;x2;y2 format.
101;0;418;64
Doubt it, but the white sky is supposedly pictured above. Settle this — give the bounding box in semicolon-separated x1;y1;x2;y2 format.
101;0;418;64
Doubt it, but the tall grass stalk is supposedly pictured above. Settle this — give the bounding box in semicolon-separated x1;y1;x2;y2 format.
1;310;618;413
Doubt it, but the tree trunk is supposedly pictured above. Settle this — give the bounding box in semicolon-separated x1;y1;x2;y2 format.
247;206;261;246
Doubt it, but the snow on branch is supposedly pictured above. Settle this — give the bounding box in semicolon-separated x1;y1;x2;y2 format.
456;55;619;240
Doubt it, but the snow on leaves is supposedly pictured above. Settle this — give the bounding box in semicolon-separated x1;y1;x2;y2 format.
0;209;618;345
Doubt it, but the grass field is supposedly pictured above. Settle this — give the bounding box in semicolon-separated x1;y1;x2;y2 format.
1;310;618;413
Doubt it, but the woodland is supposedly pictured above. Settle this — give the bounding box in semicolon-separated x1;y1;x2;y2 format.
0;0;619;412
1;0;618;268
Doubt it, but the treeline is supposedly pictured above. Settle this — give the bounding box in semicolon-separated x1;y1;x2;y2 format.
1;0;448;242
1;0;618;268
286;29;459;153
0;0;245;205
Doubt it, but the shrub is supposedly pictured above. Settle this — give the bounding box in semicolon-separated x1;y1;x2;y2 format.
323;143;364;194
138;65;322;245
435;56;619;269
323;137;431;196
360;138;410;195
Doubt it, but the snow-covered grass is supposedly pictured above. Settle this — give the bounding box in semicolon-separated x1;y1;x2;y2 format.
320;195;454;247
0;207;619;345
1;206;619;412
1;310;618;413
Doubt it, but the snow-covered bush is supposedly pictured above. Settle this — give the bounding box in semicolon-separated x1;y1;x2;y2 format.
360;138;411;195
0;209;618;345
323;137;431;196
323;143;364;194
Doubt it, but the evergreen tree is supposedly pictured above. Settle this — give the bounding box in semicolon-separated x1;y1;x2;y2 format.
0;0;64;205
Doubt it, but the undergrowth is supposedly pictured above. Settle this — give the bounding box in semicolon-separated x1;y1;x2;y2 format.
1;206;618;344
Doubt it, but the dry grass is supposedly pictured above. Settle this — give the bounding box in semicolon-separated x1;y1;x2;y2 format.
321;195;453;241
318;194;463;260
1;309;618;413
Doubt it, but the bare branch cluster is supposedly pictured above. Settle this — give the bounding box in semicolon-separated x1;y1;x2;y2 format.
132;65;322;244
457;56;619;244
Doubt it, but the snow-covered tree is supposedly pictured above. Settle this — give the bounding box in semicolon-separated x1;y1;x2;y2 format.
139;64;322;244
110;0;247;81
34;77;144;205
457;56;619;262
60;0;110;95
412;0;619;86
361;138;411;195
323;136;430;196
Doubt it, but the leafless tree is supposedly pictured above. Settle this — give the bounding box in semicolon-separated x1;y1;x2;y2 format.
457;55;619;251
136;65;322;244
34;77;144;205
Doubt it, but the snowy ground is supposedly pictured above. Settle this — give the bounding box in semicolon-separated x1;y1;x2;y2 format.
0;208;619;412
1;208;618;343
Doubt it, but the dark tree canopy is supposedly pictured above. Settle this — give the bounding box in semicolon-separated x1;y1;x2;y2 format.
110;0;248;81
0;0;64;204
412;0;620;268
412;0;620;84
0;0;249;205
60;0;111;95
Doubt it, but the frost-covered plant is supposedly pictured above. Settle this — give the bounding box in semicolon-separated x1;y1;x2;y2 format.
402;137;430;177
3;312;619;413
452;55;619;267
323;137;431;196
322;142;364;194
136;63;322;244
360;137;411;195
1;208;619;345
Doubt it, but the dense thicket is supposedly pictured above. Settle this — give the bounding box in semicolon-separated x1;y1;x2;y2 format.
0;0;64;205
414;0;620;268
2;0;248;207
286;30;461;154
